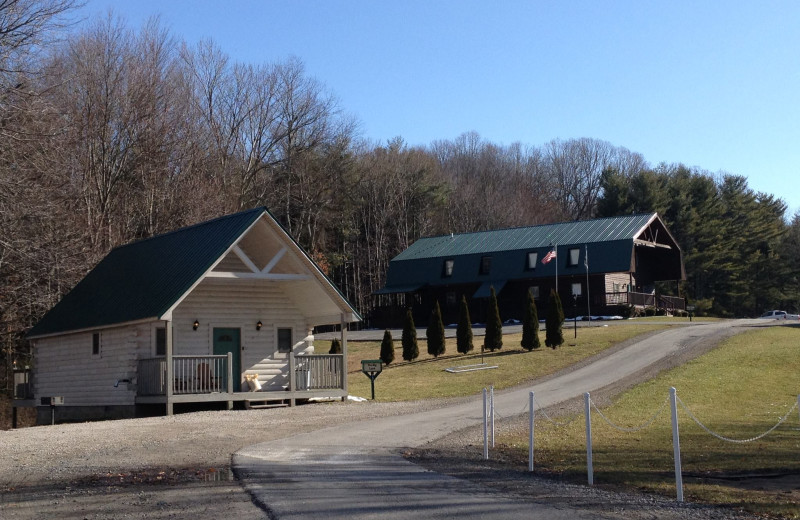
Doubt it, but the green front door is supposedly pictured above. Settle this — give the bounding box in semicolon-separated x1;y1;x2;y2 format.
213;328;241;392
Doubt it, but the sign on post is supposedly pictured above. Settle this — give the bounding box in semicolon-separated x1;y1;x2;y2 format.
361;359;383;400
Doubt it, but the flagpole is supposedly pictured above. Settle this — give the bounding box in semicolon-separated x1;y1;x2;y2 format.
555;243;558;294
585;244;590;319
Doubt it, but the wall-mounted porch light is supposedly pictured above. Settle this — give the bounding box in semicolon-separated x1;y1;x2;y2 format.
256;320;263;331
193;320;199;331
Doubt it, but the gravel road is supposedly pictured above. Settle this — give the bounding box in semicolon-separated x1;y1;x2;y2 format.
0;320;779;519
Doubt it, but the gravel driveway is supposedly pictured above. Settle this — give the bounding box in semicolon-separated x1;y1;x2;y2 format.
0;320;776;519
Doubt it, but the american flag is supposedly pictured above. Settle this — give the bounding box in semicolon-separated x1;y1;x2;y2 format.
541;249;556;264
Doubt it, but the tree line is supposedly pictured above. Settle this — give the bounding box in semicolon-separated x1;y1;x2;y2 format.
2;3;799;390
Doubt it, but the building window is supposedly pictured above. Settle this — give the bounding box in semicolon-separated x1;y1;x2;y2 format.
446;292;457;307
568;248;580;266
277;328;293;353
443;259;454;277
530;286;540;299
155;327;166;356
479;256;491;275
92;332;101;356
612;282;620;293
572;283;582;296
526;252;538;270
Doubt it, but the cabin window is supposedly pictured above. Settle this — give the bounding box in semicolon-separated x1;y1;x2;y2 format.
479;256;491;275
612;282;620;293
155;327;166;356
568;248;580;266
572;283;582;296
277;328;293;353
446;292;457;307
526;252;538;270
529;286;540;299
92;332;101;356
443;259;454;277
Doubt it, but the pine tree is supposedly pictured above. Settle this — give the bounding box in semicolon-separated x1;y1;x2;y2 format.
328;337;342;354
426;300;446;357
380;329;395;365
545;289;565;349
483;286;503;351
401;307;419;361
456;295;474;354
521;289;540;351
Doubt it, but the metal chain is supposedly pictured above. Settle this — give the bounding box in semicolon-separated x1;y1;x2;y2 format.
677;396;799;444
532;395;582;427
590;395;670;433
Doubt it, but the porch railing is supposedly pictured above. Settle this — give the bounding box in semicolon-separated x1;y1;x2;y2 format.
294;354;344;390
138;355;229;396
598;291;685;310
138;353;344;396
13;370;33;399
658;294;687;311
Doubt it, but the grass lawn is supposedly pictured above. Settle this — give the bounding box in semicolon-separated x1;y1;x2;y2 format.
319;324;668;402
497;325;800;518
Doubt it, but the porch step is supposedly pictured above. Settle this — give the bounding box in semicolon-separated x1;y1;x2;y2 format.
245;399;289;410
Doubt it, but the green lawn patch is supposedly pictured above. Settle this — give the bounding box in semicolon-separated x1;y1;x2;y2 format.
324;324;668;402
499;326;800;518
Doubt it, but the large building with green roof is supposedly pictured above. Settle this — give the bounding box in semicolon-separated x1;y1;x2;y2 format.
374;213;685;326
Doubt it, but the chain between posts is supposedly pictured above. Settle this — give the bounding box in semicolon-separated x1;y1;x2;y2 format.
532;395;582;427
590;395;670;433
677;396;799;444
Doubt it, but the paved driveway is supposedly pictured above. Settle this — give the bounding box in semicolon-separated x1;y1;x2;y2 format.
235;320;763;519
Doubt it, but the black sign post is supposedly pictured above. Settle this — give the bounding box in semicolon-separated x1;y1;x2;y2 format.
361;359;383;400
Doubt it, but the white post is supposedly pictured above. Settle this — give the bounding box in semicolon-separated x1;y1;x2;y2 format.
490;385;495;448
483;388;489;460
584;392;593;485
528;391;535;472
670;387;684;502
226;352;233;410
165;320;173;416
341;314;349;401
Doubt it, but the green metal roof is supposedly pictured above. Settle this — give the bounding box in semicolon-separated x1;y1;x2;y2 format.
27;208;265;338
379;213;669;293
393;213;657;261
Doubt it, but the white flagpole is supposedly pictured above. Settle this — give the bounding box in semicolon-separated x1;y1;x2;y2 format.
585;244;590;319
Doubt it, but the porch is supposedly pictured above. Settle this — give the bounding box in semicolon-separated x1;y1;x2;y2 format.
136;353;346;408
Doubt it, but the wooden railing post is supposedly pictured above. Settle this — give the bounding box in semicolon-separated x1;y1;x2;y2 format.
226;352;233;410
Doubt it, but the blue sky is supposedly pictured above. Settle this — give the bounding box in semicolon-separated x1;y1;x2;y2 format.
75;1;800;216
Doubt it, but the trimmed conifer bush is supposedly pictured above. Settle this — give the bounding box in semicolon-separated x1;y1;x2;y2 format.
401;307;419;361
483;286;503;352
329;337;342;354
521;289;541;351
545;289;565;349
456;295;474;354
426;301;446;357
380;329;395;365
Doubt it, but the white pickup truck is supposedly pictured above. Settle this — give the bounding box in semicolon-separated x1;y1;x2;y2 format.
759;310;800;320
